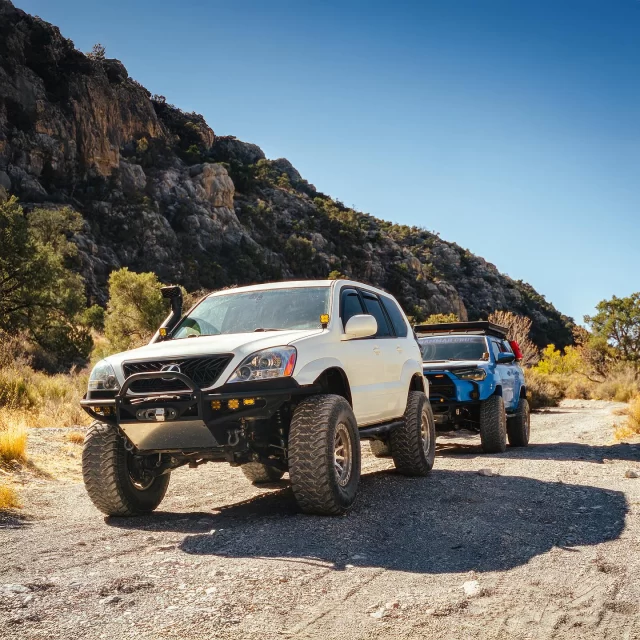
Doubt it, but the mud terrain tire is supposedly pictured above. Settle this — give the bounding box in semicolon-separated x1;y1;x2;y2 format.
288;395;361;515
82;421;170;517
390;391;435;476
507;397;531;447
480;395;507;453
241;462;285;484
369;439;391;457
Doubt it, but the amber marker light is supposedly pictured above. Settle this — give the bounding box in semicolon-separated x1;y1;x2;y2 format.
228;399;240;410
243;398;256;406
211;400;222;410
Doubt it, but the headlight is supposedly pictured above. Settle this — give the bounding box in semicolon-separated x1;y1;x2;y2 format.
454;368;486;381
88;360;120;391
227;347;297;384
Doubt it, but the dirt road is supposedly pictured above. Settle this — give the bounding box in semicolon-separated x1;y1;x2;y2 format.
2;400;640;639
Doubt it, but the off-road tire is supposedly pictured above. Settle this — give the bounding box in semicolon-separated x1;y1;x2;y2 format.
241;462;285;484
82;421;170;517
479;395;507;453
369;439;391;458
288;394;361;515
390;391;435;476
507;397;531;447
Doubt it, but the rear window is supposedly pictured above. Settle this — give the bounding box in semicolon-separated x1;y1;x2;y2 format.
361;293;392;337
380;296;408;337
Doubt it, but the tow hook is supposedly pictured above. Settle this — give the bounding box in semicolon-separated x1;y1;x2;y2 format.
227;429;241;447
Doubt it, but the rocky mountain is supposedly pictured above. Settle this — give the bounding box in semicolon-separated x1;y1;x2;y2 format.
0;0;573;348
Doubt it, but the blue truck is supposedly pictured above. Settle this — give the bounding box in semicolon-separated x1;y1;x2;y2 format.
414;321;530;453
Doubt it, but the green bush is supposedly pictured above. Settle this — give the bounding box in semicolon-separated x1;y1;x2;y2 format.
524;369;564;409
104;268;166;352
0;197;92;368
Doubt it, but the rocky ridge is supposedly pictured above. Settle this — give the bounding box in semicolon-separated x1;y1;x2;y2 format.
0;0;573;347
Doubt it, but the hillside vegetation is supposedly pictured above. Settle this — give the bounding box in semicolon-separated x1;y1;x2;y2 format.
0;0;573;351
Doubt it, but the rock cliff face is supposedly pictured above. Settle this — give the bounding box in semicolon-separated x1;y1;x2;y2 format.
0;0;573;348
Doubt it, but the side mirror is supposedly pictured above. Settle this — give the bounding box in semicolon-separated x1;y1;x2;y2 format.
341;314;377;340
496;352;515;364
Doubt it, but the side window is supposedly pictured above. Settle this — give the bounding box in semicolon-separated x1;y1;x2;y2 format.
490;339;501;361
361;293;393;337
501;340;513;354
381;296;408;338
340;288;365;330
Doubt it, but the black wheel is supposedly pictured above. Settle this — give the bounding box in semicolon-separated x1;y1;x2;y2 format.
241;462;285;484
82;421;170;517
479;395;507;453
507;398;530;447
390;391;435;476
369;439;391;458
288;395;361;515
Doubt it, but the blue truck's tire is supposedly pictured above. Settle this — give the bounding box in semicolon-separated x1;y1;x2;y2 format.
390;391;435;476
288;395;361;515
241;462;285;484
82;421;170;517
369;440;391;458
507;398;530;447
479;395;507;453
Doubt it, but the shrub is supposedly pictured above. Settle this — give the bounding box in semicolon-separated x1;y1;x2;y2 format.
525;369;564;409
422;313;459;324
104;268;166;351
0;485;20;511
0;198;92;367
0;425;27;462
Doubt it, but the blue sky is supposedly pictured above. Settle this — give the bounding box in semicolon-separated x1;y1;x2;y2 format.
17;0;640;323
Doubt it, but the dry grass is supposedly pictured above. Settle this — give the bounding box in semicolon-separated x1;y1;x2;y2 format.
613;396;640;441
0;425;27;462
66;430;85;445
0;364;90;428
0;484;20;510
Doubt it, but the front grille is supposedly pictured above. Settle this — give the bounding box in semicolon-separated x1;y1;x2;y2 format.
425;374;456;401
123;355;233;393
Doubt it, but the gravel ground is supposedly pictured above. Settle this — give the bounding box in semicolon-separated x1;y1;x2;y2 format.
2;400;640;639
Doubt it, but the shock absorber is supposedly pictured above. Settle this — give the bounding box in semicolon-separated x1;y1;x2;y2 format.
275;410;287;456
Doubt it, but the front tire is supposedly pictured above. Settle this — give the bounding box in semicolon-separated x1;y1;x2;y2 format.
288;395;361;515
479;395;507;453
390;391;435;476
82;421;170;517
507;398;530;447
241;462;285;484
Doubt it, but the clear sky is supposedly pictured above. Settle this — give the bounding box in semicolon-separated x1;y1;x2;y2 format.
16;0;640;323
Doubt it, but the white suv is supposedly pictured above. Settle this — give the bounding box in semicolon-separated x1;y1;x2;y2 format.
81;280;434;516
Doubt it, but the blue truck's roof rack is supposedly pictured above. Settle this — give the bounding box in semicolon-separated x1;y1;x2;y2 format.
414;321;508;339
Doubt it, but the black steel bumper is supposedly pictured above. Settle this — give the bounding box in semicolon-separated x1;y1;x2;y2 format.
81;372;316;452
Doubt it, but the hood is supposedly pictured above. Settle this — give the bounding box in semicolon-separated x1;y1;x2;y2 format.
104;329;322;380
422;360;488;371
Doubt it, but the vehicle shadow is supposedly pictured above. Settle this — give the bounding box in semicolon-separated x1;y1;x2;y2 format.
437;441;640;463
107;469;627;574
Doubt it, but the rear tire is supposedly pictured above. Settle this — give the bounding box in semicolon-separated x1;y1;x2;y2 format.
241;462;285;484
288;395;361;515
390;391;435;476
369;439;391;458
507;398;530;447
479;395;507;453
82;421;170;517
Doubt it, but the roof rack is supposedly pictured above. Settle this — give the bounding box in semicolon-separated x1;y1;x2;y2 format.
414;321;508;339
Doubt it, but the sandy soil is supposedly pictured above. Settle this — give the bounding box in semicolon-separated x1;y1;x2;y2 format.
1;399;640;639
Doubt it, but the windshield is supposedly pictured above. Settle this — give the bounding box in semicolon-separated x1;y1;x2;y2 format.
172;287;331;339
419;335;489;362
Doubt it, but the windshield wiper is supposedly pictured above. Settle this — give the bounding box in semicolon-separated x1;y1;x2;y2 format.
253;328;285;332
